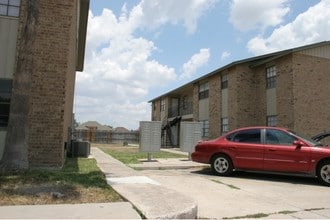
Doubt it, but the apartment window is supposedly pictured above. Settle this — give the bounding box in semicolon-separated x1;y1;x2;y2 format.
0;79;12;127
221;74;228;89
221;117;229;133
267;115;277;126
0;0;20;17
201;120;209;137
160;99;165;112
182;96;187;109
199;82;209;100
266;66;276;89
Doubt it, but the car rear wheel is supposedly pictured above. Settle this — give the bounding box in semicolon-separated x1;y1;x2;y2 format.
317;160;330;186
211;154;233;176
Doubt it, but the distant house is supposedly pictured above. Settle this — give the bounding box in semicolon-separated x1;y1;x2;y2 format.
75;121;112;143
112;127;138;145
74;122;138;144
76;121;113;131
114;127;130;133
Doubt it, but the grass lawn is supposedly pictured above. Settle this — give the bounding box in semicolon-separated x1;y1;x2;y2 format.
0;157;123;206
98;144;185;165
0;144;185;206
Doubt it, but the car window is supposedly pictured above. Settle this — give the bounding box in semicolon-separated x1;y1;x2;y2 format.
266;129;297;145
290;130;320;146
227;129;261;144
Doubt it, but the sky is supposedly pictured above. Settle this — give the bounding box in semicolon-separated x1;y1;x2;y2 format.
74;0;330;130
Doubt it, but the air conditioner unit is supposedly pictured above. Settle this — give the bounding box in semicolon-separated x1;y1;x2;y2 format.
70;141;90;158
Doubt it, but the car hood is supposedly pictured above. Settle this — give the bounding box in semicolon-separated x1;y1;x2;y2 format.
311;131;330;142
317;145;330;150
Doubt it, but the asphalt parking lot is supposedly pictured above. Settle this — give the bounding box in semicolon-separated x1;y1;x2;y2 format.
140;167;330;219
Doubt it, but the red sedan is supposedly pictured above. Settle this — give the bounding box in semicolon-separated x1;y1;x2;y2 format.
191;126;330;186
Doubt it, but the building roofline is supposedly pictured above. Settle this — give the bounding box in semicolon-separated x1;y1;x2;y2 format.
76;0;89;72
148;41;330;103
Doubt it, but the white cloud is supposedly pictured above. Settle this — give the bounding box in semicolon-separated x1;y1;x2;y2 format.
136;0;218;34
180;48;210;80
247;0;330;55
229;0;290;32
76;9;176;129
75;1;216;129
221;51;231;60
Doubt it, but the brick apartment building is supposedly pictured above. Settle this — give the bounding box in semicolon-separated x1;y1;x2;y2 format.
149;41;330;147
0;0;89;169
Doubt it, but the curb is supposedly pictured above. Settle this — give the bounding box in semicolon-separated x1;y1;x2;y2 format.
92;148;198;219
130;164;209;170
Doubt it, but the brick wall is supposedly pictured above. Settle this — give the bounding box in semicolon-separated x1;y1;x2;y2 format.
227;65;257;129
227;66;239;129
192;84;199;121
254;65;267;125
274;55;295;130
28;0;78;167
291;53;330;136
151;100;161;121
208;74;220;138
7;0;78;168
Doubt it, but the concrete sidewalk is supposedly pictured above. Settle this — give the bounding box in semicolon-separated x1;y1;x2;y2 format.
92;147;198;219
131;158;208;170
0;202;141;219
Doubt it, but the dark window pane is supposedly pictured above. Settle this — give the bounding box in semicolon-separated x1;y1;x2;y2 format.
0;103;10;114
0;0;19;17
221;74;228;89
8;5;19;16
9;0;20;6
266;129;297;145
0;79;12;127
201;120;209;137
221;81;228;89
0;5;7;15
0;80;12;102
221;117;228;133
232;129;261;144
0;104;10;127
0;0;9;4
266;66;276;89
199;90;209;100
0;116;9;127
199;83;209;100
0;80;12;92
267;115;277;126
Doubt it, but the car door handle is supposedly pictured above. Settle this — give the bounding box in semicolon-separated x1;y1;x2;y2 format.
229;147;236;150
268;149;276;151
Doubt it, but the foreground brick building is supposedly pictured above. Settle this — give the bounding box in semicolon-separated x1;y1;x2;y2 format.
150;42;330;147
0;0;89;169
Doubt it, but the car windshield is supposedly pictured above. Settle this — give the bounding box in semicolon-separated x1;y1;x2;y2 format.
288;130;322;146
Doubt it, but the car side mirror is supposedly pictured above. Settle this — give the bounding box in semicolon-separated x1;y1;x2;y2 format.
293;140;305;148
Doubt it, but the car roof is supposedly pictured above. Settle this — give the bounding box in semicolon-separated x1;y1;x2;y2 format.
226;126;289;134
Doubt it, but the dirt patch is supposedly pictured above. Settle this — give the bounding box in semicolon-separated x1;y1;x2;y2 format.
16;183;79;199
0;182;122;206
